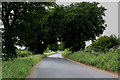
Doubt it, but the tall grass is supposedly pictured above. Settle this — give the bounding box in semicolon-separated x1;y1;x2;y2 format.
2;54;46;78
63;49;119;72
0;60;2;80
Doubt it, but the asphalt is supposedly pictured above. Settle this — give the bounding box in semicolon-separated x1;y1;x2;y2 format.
30;52;117;78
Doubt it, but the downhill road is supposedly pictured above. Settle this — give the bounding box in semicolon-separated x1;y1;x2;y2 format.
29;52;117;78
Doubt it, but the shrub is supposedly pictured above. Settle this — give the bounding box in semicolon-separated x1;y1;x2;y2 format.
44;47;51;53
58;41;65;51
62;48;72;57
17;50;32;57
87;35;120;52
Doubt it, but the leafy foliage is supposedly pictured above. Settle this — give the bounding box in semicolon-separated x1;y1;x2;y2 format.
44;51;57;56
62;48;72;57
16;49;32;57
2;2;56;58
48;43;58;51
2;2;107;58
44;47;51;53
43;2;107;52
87;35;120;52
58;42;65;51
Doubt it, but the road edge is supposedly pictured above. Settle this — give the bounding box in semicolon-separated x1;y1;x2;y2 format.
63;56;119;78
25;56;47;79
26;52;58;79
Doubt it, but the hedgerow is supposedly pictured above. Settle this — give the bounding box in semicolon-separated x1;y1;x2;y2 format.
87;35;120;52
62;49;119;72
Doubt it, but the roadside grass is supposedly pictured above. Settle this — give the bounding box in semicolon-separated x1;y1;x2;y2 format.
62;49;119;73
44;51;57;56
2;54;46;78
0;60;2;80
2;49;57;79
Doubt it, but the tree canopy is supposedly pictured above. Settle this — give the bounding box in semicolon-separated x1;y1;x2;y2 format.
2;2;107;59
2;2;56;58
43;2;107;51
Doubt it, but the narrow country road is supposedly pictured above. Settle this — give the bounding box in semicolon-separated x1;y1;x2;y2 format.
29;52;117;78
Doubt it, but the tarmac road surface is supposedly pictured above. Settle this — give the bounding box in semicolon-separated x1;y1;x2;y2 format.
29;52;117;78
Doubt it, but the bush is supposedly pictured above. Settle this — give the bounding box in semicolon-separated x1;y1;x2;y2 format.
87;35;120;52
44;47;51;53
17;50;32;57
58;41;65;51
62;48;72;57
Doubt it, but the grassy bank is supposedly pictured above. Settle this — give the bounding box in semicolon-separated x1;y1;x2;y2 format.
2;50;57;79
0;60;2;80
62;49;119;73
2;54;46;78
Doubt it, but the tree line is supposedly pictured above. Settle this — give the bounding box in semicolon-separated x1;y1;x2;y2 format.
2;2;107;59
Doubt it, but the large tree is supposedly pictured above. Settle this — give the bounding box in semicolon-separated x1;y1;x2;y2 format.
43;2;107;51
2;2;107;59
2;2;56;58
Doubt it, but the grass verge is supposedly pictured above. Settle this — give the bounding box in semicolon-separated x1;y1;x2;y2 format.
0;60;2;80
62;49;119;73
2;54;46;79
44;51;57;56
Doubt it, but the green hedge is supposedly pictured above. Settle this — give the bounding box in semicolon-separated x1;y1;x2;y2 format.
2;54;46;79
87;35;120;52
63;49;119;72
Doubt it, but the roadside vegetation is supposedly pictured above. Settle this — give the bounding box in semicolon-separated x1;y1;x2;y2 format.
2;48;57;78
62;35;120;73
0;60;2;79
2;1;114;79
2;54;46;78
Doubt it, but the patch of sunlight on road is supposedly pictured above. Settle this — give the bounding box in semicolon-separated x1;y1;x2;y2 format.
48;52;63;58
